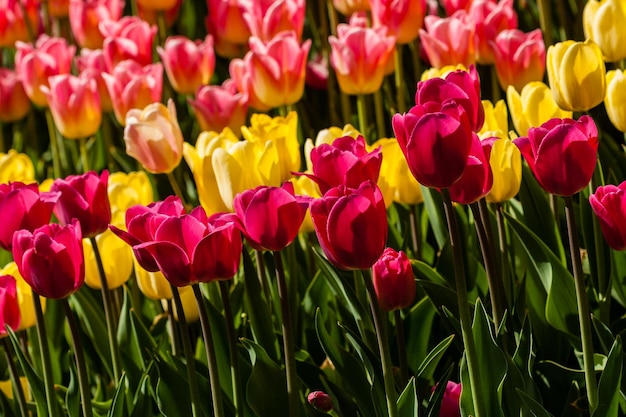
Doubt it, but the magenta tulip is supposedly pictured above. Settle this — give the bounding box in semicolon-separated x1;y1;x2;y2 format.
372;247;415;311
589;181;626;250
438;381;461;417
513;115;598;196
448;134;493;204
311;181;387;270
0;275;20;335
12;221;85;299
51;171;111;238
234;181;310;251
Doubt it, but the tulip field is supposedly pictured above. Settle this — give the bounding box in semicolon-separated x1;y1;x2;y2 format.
3;0;626;416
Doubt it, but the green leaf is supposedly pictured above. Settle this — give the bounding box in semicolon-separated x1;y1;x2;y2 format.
397;378;419;417
107;374;128;417
416;334;454;382
129;373;151;417
420;185;447;250
592;336;622;417
154;357;192;417
405;296;438;375
65;360;80;417
425;366;454;417
516;389;554;417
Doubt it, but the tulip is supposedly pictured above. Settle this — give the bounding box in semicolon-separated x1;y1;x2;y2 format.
229;57;272;112
442;0;472;15
306;52;329;90
468;0;518;65
420;64;468;81
448;133;493;204
0;275;20;336
547;40;607;112
123;99;184;174
41;73;102;139
0;262;44;331
15;35;76;107
136;0;179;11
69;0;124;49
333;0;370;15
242;0;306;42
372;247;415;311
0;150;35;184
513;116;598;196
372;137;423;206
234;182;310;251
438;381;462;417
206;0;251;46
419;11;475;69
190;80;249;134
482;137;521;203
12;221;85;299
75;49;113;113
157;35;216;95
292;175;321;234
604;70;626;132
311;181;388;270
100;16;157;71
478;99;508;140
0;182;60;251
329;16;396;95
590;181;626;251
369;0;427;44
83;229;133;290
490;29;545;92
308;391;334;412
506;82;572;137
107;171;154;223
102;60;163;125
305;124;362;170
0;68;31;123
49;0;70;17
583;0;626;63
0;0;40;48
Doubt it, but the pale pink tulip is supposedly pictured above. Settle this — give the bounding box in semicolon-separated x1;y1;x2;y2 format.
419;11;476;68
189;79;248;134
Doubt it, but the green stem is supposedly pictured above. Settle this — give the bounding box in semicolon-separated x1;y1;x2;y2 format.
393;309;408;387
2;337;28;417
536;0;553;47
192;284;224;417
356;94;368;139
490;65;501;103
79;137;90;173
166;171;187;206
589;176;609;322
373;90;386;140
440;189;485;417
0;122;5;153
409;204;421;261
166;298;180;357
101;114;115;171
33;292;59;417
563;196;598;411
408;41;421;85
494;203;512;309
394;46;406;114
363;269;398;417
90;237;122;383
170;285;202;417
255;249;272;315
62;299;93;417
219;280;243;417
273;251;301;417
156;10;168;46
44;109;61;179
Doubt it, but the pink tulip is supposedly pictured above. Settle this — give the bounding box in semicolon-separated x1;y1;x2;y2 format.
513;116;598;196
137;0;182;26
0;275;20;335
242;0;305;42
590;181;626;251
69;0;124;49
448;133;493;204
206;0;251;46
229;58;271;112
438;381;461;417
442;0;472;15
491;29;545;91
100;16;157;71
419;11;475;69
0;0;40;48
333;0;370;15
157;35;216;95
369;0;427;44
372;247;415;311
308;391;334;412
189;79;248;134
75;48;113;113
468;0;518;64
0;68;31;123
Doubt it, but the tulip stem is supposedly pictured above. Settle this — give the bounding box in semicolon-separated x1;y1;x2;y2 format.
564;196;598;411
219;280;243;417
79;137;90;173
356;94;368;138
156;11;168;46
363;269;398;417
394;45;406;114
273;250;301;417
495;203;512;309
255;249;272;316
536;0;553;47
62;299;93;417
394;310;408;386
166;171;187;207
373;90;386;140
441;189;485;417
192;284;225;417
44;109;62;179
409;204;421;261
170;285;202;417
2;337;28;417
32;292;59;417
166;298;180;357
90;237;122;383
490;66;501;103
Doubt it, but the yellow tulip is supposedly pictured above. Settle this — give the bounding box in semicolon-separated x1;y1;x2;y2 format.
108;171;154;214
0;150;35;183
583;0;626;63
293;175;321;234
0;376;29;400
507;82;573;136
547;40;606;112
478;100;508;140
485;138;522;203
304;124;361;171
420;64;467;81
604;70;626;132
83;229;133;290
371;138;422;206
162;286;200;323
0;262;44;331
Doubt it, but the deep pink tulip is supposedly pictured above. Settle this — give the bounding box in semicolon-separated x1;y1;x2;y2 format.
100;16;157;71
306;135;382;195
468;0;518;65
372;247;415;311
513;116;598;196
51;171;111;238
449;134;493;204
0;68;31;123
392;100;474;189
311;181;388;270
12;221;85;299
589;181;626;251
0;275;20;335
157;35;216;95
442;0;472;15
490;29;545;91
306;52;329;90
242;0;305;42
234;182;310;251
308;391;334;412
369;0;427;44
69;0;124;49
419;11;475;69
189;80;248;134
438;381;461;417
0;183;60;251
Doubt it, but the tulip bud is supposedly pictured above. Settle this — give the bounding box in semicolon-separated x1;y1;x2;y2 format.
308;391;334;413
0;262;44;331
158;35;216;95
372;248;415;311
589;181;626;251
0;275;20;336
436;381;462;417
189;80;248;135
0;68;31;123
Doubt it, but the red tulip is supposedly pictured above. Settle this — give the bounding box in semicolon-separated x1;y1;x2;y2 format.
448;133;493;204
51;171;111;238
0;183;60;251
310;181;387;270
589;181;626;251
234;181;310;251
12;221;85;299
0;68;31;123
372;248;415;311
513;116;598;196
0;275;20;336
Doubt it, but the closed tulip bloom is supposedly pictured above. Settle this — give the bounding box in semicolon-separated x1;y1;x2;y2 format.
305;124;362;170
604;70;626;132
83;228;133;289
100;16;157;71
333;0;370;15
442;0;472;15
372;247;415;311
107;171;154;221
293;175;321;234
308;391;334;412
329;18;396;95
206;0;251;46
190;80;249;134
102;60;163;125
0;0;40;48
547;40;606;112
12;221;85;299
0;262;44;331
469;0;518;65
124;99;183;174
69;0;124;49
491;29;545;92
589;182;626;250
136;0;179;11
311;181;388;270
75;49;113;113
157;35;216;95
0;150;35;183
478;99;508;140
482;137;521;203
373;138;422;206
0;68;31;123
507;82;572;137
583;0;626;63
242;0;306;42
370;0;427;44
41;73;102;139
513;116;598;196
51;171;111;238
439;381;462;417
235;181;310;251
0;275;19;336
419;12;475;69
0;182;60;251
229;57;272;112
448;133;493;204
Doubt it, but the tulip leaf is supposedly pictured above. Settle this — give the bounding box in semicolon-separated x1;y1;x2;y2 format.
420;185;447;250
516;389;554;417
610;250;626;309
425;365;454;417
405;296;438;374
416;334;455;382
154;356;192;417
397;377;419;417
129;373;151;417
107;373;128;417
592;336;622;417
65;360;80;417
